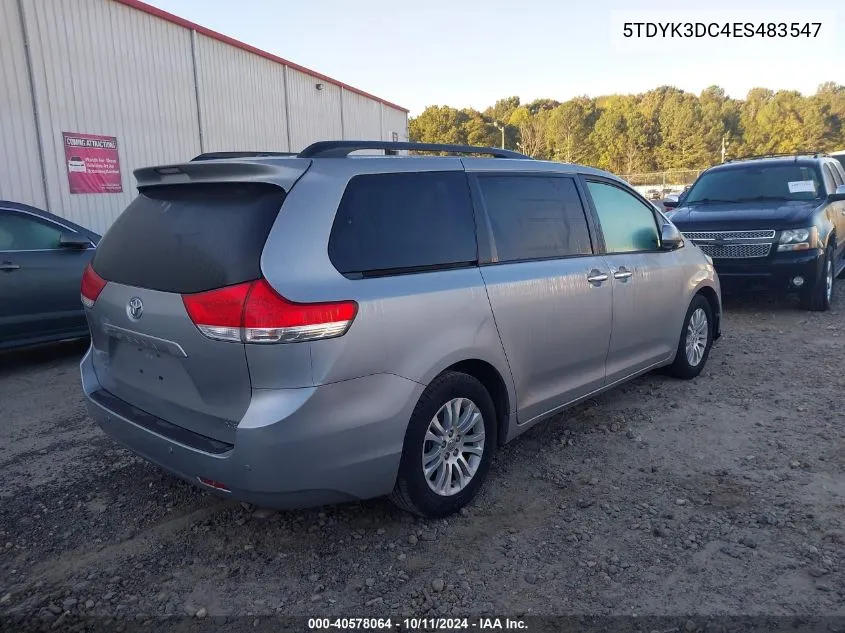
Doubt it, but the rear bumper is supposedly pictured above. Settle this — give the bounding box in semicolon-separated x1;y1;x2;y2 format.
714;249;824;293
80;348;423;509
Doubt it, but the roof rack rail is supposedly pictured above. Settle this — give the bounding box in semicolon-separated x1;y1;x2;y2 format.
297;140;529;159
191;151;298;161
726;151;827;162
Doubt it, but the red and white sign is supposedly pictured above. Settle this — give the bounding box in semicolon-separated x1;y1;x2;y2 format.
62;132;122;194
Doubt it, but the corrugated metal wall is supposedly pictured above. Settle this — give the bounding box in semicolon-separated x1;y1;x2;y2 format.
194;33;290;153
286;67;343;151
342;90;382;141
0;0;408;233
0;0;47;208
21;0;202;234
382;105;410;142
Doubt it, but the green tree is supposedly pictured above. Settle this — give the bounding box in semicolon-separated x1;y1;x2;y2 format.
621;98;648;174
655;91;709;169
526;98;561;114
460;109;499;148
408;82;845;173
748;90;806;154
484;96;521;127
546;97;594;163
699;86;733;163
409;106;469;145
812;82;845;150
508;106;548;158
738;88;775;155
589;96;628;173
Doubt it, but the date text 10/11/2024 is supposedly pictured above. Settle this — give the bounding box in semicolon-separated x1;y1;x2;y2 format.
307;617;528;630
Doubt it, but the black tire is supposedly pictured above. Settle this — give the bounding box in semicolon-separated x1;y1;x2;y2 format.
801;245;834;312
664;294;714;380
389;371;496;518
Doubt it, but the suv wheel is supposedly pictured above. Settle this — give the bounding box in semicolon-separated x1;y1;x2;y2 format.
390;371;496;518
664;295;713;380
802;245;834;312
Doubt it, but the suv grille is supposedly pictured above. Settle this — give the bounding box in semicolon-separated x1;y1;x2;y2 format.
683;229;776;259
697;243;772;259
682;230;776;241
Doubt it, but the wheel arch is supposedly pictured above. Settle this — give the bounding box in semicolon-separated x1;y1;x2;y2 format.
438;358;513;448
694;284;721;340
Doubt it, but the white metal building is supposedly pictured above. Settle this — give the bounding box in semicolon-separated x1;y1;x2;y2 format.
0;0;409;234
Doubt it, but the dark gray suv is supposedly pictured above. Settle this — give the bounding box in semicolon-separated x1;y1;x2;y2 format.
80;141;721;517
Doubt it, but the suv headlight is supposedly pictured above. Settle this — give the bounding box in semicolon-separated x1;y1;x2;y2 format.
777;227;819;252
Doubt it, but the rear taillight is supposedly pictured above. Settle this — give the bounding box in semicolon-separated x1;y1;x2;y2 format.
80;263;107;308
182;279;357;344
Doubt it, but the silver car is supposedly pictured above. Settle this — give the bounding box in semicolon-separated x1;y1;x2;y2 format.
80;141;721;518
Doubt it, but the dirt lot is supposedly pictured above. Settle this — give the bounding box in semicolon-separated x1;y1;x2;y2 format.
1;290;844;631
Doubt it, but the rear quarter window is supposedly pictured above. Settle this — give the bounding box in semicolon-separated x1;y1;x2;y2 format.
93;182;286;293
476;175;593;262
825;162;843;188
328;171;477;277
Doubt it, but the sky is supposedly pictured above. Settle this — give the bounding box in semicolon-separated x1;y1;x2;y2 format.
144;0;844;116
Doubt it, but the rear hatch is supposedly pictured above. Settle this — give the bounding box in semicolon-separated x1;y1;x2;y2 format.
83;159;310;444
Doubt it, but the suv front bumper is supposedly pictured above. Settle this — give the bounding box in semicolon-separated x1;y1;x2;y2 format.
80;348;422;509
712;248;824;294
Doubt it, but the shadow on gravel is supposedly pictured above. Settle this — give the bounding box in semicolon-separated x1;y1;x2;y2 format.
720;281;844;314
720;292;804;313
0;337;89;376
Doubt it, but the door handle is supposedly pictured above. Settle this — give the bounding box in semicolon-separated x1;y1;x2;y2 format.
0;262;20;272
613;267;633;281
586;270;609;285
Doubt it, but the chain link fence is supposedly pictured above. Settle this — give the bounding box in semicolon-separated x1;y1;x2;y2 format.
620;169;703;200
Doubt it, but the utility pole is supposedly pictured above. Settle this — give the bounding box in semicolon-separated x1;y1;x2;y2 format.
721;134;729;162
493;122;505;149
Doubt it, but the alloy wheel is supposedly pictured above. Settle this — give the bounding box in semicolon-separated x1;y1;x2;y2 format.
422;398;485;496
685;308;709;367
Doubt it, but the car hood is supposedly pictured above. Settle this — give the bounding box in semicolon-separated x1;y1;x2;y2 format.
669;200;819;231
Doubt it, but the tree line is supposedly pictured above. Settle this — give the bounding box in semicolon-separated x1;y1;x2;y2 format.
408;84;845;175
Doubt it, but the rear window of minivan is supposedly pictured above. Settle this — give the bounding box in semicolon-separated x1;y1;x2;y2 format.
92;182;286;293
328;171;477;278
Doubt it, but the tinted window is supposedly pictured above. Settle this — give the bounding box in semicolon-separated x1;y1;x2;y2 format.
93;182;286;293
0;212;64;250
831;161;845;186
834;155;845;174
477;175;592;262
685;164;823;203
586;181;660;253
328;171;477;276
825;163;843;188
822;165;836;194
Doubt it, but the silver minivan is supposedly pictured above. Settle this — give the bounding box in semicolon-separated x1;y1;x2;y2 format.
80;141;721;518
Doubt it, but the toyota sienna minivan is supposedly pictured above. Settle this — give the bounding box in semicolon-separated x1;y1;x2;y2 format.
80;140;721;517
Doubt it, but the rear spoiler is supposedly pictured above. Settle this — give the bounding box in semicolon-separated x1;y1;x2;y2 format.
133;158;312;190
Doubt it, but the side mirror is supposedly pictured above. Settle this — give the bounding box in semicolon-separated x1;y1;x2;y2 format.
663;194;680;209
829;184;845;202
660;223;684;250
59;232;92;249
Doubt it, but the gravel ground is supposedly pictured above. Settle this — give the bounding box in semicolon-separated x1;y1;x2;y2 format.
1;290;844;631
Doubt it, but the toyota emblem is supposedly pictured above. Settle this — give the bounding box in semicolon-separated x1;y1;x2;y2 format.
127;297;144;321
